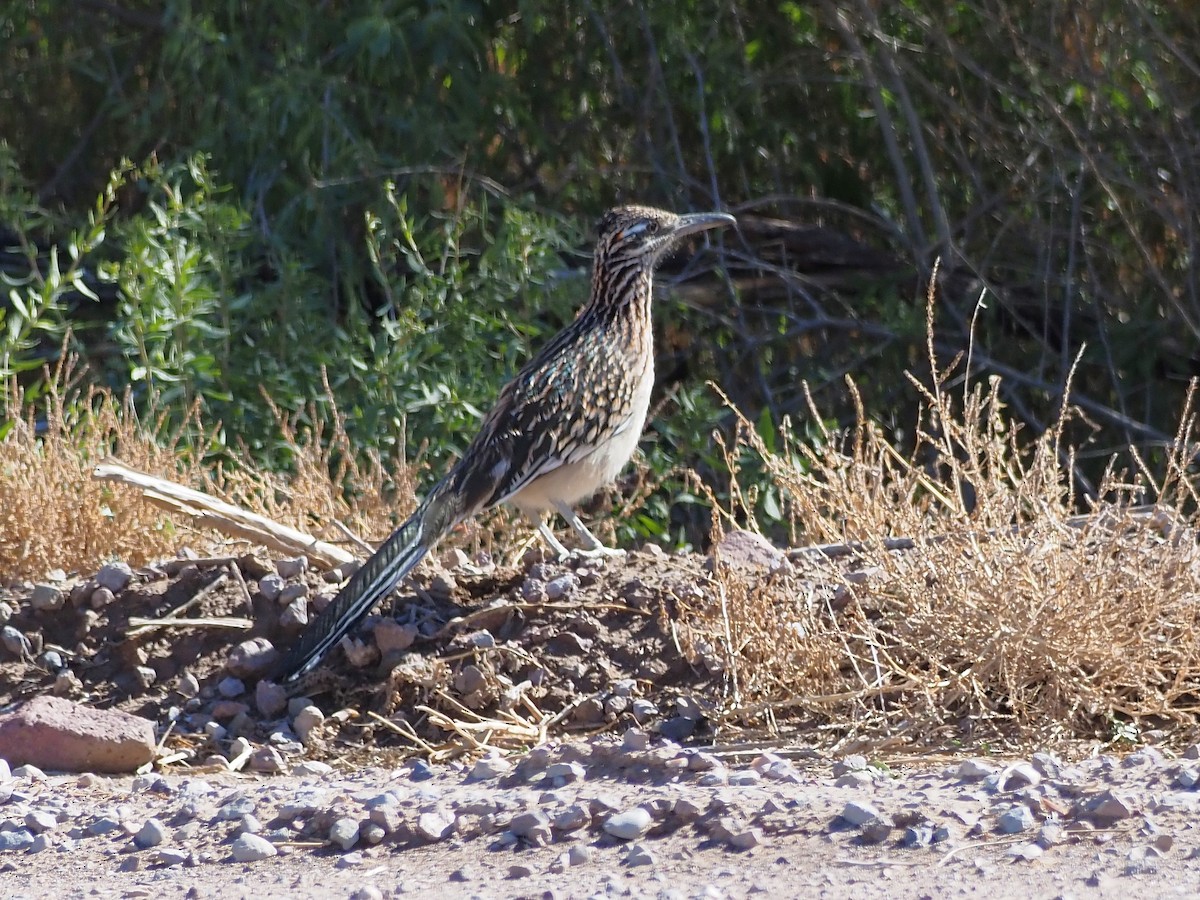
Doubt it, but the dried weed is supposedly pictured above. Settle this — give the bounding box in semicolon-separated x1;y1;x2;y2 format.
689;293;1200;751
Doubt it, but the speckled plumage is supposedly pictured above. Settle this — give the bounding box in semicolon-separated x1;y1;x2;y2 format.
279;205;735;682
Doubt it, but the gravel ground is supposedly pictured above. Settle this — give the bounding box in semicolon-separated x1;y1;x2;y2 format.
3;736;1200;898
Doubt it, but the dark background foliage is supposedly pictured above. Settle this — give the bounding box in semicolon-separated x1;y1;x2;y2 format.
2;0;1197;542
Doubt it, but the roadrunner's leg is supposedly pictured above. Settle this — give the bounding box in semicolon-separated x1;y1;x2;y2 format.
553;499;626;558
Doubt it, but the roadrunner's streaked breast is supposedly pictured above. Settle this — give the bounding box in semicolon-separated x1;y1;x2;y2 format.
279;205;735;682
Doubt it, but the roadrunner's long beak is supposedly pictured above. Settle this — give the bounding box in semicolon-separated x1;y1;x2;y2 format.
669;211;737;240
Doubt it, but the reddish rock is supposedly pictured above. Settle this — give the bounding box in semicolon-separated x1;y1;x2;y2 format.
0;696;155;773
708;529;786;572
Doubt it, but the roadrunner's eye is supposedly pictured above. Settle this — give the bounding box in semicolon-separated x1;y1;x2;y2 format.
645;220;659;234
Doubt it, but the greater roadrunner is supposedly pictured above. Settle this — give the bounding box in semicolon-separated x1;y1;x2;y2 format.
279;205;735;682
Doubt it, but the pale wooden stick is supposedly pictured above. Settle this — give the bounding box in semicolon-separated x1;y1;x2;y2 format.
92;459;356;569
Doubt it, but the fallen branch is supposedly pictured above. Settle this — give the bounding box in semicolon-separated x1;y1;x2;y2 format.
92;459;356;569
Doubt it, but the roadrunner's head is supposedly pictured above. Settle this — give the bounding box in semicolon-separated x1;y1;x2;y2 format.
595;205;735;270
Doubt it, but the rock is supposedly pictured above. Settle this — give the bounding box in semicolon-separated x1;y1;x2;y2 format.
157;848;189;867
248;747;286;774
275;556;308;579
997;804;1035;834
292;706;325;744
625;842;655;866
545;573;580;600
510;810;551;839
710;529;785;571
0;696;155;773
278;583;308;606
225;638;279;679
622;729;651;752
631;699;659;724
134;817;169;849
30;584;64;612
469;753;512;781
659;716;696;742
552;805;590;833
329;817;360;851
1082;790;1137;824
1008;842;1044;861
840;800;881;827
90;587;116;609
957;759;998;780
254;680;288;718
279;598;308;631
0;830;35;851
217;676;246;698
860;818;893;844
546;761;586;784
258;574;285;602
573;697;605;726
1177;767;1200;789
374;619;418;654
728;827;764;850
1;625;31;658
415;810;454;842
567;845;593;866
603;807;652;841
176;672;200;698
24;810;57;834
831;755;869;776
230;833;277;861
94;562;133;593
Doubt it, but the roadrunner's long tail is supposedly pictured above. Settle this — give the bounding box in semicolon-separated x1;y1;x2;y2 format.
279;487;456;682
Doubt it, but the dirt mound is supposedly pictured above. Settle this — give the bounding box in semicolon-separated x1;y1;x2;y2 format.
0;545;745;764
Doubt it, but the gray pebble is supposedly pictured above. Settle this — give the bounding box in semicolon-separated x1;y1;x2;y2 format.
275;556;308;579
258;574;285;602
360;822;386;845
176;672;200;698
329;817;360;851
0;830;34;851
30;584;64;612
86;817;121;836
1;626;31;657
134;817;169;849
553;804;590;833
625;842;655;866
728;770;762;786
217;676;246;698
94;561;133;592
603;807;652;841
278;583;308;606
90;587;116;609
957;759;998;780
292;705;325;743
998;804;1035;834
230;833;277;861
546;761;586;784
415;811;454;842
545;573;580;600
567;844;594;866
469;754;512;780
254;679;288;718
841;800;881;827
24;810;57;834
237;814;262;835
631;699;658;723
510;810;550;838
157;848;188;867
